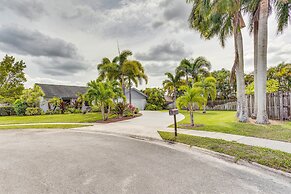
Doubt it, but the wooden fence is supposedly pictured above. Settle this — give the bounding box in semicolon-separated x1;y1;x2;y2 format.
208;92;291;120
247;92;291;120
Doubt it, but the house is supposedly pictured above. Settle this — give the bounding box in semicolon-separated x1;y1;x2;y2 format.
36;83;87;112
36;83;148;112
124;88;147;110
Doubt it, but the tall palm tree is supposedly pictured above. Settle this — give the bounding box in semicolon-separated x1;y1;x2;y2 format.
97;50;133;96
187;0;248;122
177;57;211;86
163;70;185;108
245;0;290;123
122;60;148;105
176;86;205;126
194;77;217;113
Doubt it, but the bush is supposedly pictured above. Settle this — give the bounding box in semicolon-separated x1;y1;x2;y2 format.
46;109;61;115
13;99;27;116
145;103;163;111
0;106;16;116
114;102;127;117
90;105;100;112
134;108;139;114
25;107;43;116
124;109;133;117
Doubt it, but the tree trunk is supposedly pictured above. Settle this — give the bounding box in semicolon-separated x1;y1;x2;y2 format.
236;30;248;122
253;20;259;118
173;88;177;108
129;80;132;105
190;111;194;126
256;0;269;124
101;104;105;121
203;103;206;114
121;76;126;103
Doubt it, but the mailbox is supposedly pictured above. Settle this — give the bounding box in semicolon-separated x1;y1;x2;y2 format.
169;109;179;116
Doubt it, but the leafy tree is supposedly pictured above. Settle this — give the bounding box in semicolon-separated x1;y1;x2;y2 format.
246;79;280;95
143;88;166;110
194;77;217;113
176;87;205;126
13;99;27;116
122;60;148;105
163;70;185;107
21;85;45;107
0;55;26;104
211;68;235;100
86;80;117;121
267;63;291;91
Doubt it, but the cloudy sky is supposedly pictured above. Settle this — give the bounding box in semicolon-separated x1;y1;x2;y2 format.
0;0;290;88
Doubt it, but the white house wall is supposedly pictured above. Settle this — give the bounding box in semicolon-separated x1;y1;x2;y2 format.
40;97;49;112
125;91;147;110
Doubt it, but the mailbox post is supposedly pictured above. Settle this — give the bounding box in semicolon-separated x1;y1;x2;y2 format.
169;109;179;137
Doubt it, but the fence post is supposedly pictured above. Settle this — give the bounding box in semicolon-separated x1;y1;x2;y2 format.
279;91;284;121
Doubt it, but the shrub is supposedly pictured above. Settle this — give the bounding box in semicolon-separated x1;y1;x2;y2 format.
114;102;127;117
124;109;133;117
25;107;43;116
13;99;27;116
46;109;61;115
0;106;16;116
90;105;100;112
134;108;139;114
145;104;162;111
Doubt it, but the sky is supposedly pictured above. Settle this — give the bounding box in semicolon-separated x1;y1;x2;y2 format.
0;0;290;89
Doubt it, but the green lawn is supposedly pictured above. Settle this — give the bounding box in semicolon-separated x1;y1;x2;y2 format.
0;113;104;124
159;131;291;173
173;111;291;142
0;124;91;130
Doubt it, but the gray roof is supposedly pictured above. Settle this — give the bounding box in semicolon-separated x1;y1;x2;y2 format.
36;83;87;99
125;88;147;98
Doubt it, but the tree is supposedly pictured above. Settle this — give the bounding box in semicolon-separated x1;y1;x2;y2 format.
176;87;205;126
122;60;148;105
267;63;291;91
177;57;211;86
245;0;290;123
86;80;116;121
143;88;166;110
0;55;26;104
246;79;280;95
48;97;61;112
97;50;133;97
194;77;217;113
163;70;185;108
211;68;235;100
20;85;45;108
187;0;248;122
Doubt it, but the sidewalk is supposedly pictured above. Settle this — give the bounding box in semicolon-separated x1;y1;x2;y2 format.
163;128;291;154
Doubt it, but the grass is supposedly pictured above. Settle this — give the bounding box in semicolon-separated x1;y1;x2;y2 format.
173;110;291;142
159;131;291;173
0;124;91;130
0;113;105;125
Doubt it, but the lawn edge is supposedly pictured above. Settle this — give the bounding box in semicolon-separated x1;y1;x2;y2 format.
158;130;291;178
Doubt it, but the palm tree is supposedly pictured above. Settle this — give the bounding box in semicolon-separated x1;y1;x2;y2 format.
194;77;217;113
163;70;185;108
97;50;133;96
187;0;248;122
122;60;148;105
177;57;211;86
86;80;115;121
244;0;290;123
176;87;205;126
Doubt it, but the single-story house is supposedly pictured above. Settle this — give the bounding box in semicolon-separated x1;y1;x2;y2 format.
36;83;148;112
36;83;87;112
124;88;147;110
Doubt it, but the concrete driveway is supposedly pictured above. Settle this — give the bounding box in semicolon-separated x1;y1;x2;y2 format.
75;111;185;139
0;130;290;194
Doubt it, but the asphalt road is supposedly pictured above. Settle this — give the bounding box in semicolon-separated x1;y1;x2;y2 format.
0;130;290;194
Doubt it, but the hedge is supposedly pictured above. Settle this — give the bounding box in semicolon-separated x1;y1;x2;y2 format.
0;106;16;116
